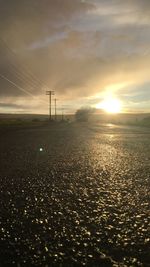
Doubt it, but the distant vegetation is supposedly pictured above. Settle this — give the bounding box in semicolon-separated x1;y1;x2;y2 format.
75;108;95;122
0;118;45;128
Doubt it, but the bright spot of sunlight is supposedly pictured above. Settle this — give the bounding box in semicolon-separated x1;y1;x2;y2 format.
96;97;122;113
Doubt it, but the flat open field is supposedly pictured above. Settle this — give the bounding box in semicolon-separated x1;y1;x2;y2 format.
0;122;149;266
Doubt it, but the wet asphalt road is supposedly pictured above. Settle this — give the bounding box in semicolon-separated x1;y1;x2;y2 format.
0;122;150;266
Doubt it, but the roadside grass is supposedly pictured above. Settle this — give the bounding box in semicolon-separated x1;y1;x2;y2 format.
0;118;49;130
0;118;70;131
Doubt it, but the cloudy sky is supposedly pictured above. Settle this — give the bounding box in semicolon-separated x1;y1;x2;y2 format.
0;0;150;114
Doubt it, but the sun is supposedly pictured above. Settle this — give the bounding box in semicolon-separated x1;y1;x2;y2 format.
96;97;122;114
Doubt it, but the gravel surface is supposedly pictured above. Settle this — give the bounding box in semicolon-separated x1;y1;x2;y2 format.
0;122;150;266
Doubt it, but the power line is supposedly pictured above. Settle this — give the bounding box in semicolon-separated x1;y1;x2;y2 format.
0;38;49;91
0;38;62;114
54;98;57;121
0;73;47;104
0;37;50;106
0;64;39;93
0;46;43;96
0;73;34;97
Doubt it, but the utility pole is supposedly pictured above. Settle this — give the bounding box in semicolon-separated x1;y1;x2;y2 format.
62;106;64;121
46;91;55;120
54;98;57;121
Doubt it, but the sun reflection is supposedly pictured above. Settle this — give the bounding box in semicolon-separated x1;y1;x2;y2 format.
108;134;115;139
107;123;115;128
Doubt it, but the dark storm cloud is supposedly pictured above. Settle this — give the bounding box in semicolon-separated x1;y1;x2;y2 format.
125;0;150;9
0;0;94;98
0;102;26;109
0;0;94;45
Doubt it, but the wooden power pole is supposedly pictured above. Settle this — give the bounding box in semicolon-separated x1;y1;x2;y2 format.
54;98;57;121
46;91;55;120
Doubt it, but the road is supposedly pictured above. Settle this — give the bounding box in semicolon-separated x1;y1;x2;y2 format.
0;122;150;266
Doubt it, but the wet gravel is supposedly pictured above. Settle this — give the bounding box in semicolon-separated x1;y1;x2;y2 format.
0;123;150;266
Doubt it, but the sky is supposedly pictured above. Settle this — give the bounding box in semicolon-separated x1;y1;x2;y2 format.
0;0;150;114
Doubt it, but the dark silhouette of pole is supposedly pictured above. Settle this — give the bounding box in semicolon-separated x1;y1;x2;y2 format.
62;106;64;121
54;98;57;121
46;91;55;120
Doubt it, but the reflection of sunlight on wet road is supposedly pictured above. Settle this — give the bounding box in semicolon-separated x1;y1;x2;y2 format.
86;122;150;135
0;123;149;266
107;134;115;140
106;123;116;128
83;126;150;266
